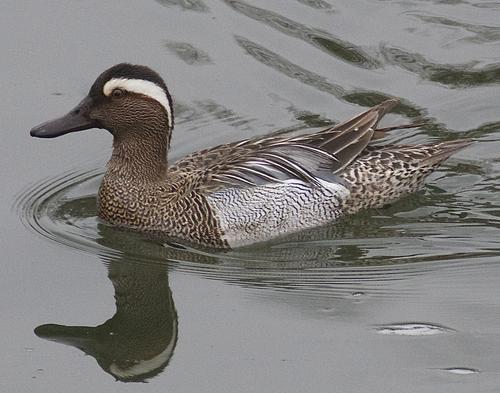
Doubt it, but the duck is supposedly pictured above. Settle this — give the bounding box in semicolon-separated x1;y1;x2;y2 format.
30;63;471;249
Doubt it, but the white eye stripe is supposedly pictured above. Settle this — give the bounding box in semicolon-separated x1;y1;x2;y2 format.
103;78;173;129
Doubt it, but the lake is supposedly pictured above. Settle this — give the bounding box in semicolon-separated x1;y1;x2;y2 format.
1;1;500;392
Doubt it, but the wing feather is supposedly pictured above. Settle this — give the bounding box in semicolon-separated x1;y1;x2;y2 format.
169;99;401;191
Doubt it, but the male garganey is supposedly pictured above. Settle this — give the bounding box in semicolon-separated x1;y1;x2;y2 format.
30;63;471;248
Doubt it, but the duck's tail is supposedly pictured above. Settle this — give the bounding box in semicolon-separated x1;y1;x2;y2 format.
340;138;472;214
419;139;473;167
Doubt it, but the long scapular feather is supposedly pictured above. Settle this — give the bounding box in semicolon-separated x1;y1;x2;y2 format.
189;99;408;189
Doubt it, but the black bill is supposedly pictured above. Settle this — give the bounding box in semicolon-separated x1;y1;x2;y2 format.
30;96;98;138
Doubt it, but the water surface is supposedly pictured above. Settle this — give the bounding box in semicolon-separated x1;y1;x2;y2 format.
2;1;500;392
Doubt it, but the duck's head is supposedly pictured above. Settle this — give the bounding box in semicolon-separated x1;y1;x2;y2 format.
30;63;174;140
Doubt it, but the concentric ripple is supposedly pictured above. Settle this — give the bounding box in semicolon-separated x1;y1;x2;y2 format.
16;157;500;298
17;166;116;258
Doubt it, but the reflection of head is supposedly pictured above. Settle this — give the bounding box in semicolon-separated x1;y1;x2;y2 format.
108;324;177;381
35;226;178;382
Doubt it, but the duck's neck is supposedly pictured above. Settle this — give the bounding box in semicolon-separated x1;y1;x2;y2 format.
106;127;171;183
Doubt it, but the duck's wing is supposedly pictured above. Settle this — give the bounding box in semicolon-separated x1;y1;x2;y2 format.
169;99;399;191
290;99;401;170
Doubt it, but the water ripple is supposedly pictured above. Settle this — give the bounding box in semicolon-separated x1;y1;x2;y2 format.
16;145;500;300
440;367;479;375
294;0;334;11
410;12;500;44
155;0;208;12
375;322;454;336
225;0;380;68
163;41;212;65
234;35;455;124
382;45;500;88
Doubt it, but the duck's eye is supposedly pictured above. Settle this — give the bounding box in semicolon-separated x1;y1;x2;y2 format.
112;88;124;98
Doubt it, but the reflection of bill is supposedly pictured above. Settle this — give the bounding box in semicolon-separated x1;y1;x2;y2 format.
34;224;178;383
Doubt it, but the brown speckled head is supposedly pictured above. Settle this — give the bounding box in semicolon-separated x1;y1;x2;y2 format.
30;63;174;143
88;64;174;142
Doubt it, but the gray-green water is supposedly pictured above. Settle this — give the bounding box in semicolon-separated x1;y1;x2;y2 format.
2;1;500;392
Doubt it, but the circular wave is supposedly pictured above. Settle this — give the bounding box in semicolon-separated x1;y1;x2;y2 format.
16;161;500;298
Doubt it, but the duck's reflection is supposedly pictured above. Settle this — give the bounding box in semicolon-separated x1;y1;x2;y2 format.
32;193;373;383
33;185;465;382
35;225;178;382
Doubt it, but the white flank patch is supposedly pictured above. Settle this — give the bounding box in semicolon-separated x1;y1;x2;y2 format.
103;78;173;128
207;179;350;248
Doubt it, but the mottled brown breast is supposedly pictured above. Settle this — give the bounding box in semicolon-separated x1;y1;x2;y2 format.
98;175;227;248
